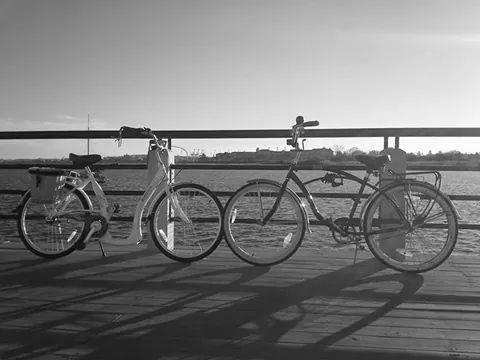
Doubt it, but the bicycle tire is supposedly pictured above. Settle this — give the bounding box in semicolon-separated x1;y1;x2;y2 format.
223;181;306;266
150;183;223;262
17;184;91;259
363;180;458;273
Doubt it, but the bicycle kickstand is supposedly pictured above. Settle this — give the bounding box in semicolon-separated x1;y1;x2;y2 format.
353;239;365;265
83;221;108;257
98;240;106;257
353;242;359;264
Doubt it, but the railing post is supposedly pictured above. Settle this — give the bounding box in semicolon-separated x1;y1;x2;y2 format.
147;144;174;249
379;147;407;257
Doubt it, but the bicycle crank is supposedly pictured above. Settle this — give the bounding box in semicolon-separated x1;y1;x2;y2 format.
75;214;109;256
331;217;358;245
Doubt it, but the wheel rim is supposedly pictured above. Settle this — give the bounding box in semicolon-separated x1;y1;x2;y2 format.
152;185;222;260
21;192;86;256
364;183;457;272
225;183;304;265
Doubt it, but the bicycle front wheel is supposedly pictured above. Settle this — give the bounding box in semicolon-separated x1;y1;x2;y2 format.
150;183;223;262
363;181;458;273
223;182;306;266
17;185;91;259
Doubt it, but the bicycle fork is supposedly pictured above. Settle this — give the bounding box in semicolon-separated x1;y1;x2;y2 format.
157;188;192;250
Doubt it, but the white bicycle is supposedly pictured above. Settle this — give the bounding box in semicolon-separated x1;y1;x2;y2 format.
16;126;224;262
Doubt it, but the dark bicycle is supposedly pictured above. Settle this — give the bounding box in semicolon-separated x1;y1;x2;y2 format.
223;116;458;273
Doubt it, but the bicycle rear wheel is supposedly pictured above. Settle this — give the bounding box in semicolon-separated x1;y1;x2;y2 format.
363;181;458;273
223;181;306;266
150;183;223;262
17;185;91;259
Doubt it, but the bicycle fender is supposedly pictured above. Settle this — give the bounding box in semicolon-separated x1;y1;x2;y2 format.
73;187;94;210
365;179;461;221
246;178;311;233
394;179;461;220
14;185;93;214
358;191;378;231
246;178;282;186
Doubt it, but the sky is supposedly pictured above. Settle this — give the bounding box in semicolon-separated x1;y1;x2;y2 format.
1;0;480;159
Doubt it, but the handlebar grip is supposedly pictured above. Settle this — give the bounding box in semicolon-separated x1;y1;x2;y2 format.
295;116;304;125
303;121;319;127
119;126;152;137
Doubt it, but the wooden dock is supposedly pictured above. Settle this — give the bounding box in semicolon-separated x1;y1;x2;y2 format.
1;241;480;360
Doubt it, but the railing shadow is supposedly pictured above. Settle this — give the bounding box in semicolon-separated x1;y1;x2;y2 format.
0;249;428;360
2;247;478;360
76;258;425;360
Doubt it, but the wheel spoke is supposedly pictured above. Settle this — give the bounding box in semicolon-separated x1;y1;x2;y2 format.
19;186;88;258
363;182;457;273
151;184;222;262
223;182;305;266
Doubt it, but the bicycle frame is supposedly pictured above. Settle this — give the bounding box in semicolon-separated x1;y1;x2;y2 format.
48;145;181;246
222;117;458;271
260;150;421;240
261;166;377;236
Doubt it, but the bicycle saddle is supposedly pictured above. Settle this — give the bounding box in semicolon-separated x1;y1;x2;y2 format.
69;153;102;168
354;154;390;171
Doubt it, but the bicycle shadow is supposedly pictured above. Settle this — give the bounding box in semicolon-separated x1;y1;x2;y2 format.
77;258;425;360
0;247;186;317
25;256;428;360
0;248;271;360
8;246;472;360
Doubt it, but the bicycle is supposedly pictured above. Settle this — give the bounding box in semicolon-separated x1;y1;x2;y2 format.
223;116;459;273
16;126;224;262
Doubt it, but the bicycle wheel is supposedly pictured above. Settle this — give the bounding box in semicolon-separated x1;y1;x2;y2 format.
150;183;223;262
223;181;306;266
17;184;91;259
363;181;458;273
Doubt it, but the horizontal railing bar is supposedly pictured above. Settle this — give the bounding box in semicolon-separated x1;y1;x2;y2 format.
2;127;480;140
1;189;480;201
173;163;353;170
172;163;480;171
2;162;480;172
0;189;368;198
212;191;369;199
0;163;147;170
1;213;479;230
0;190;25;195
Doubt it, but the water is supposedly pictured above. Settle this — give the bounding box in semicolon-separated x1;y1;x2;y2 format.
2;168;480;255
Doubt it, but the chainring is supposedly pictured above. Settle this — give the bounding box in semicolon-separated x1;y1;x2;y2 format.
85;214;109;238
331;217;357;245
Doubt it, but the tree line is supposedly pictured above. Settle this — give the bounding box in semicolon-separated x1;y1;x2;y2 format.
331;147;480;162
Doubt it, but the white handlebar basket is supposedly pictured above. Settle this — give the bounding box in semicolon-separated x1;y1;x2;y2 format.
28;167;71;204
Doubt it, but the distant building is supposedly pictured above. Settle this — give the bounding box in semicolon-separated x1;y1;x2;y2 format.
213;148;333;163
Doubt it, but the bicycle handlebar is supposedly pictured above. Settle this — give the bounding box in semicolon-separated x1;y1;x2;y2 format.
116;126;167;150
302;120;319;127
287;116;319;150
118;126;152;138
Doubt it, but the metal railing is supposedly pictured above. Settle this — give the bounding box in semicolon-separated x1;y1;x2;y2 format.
1;128;480;229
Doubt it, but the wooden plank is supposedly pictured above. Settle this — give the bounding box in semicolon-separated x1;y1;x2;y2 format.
2;242;480;359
